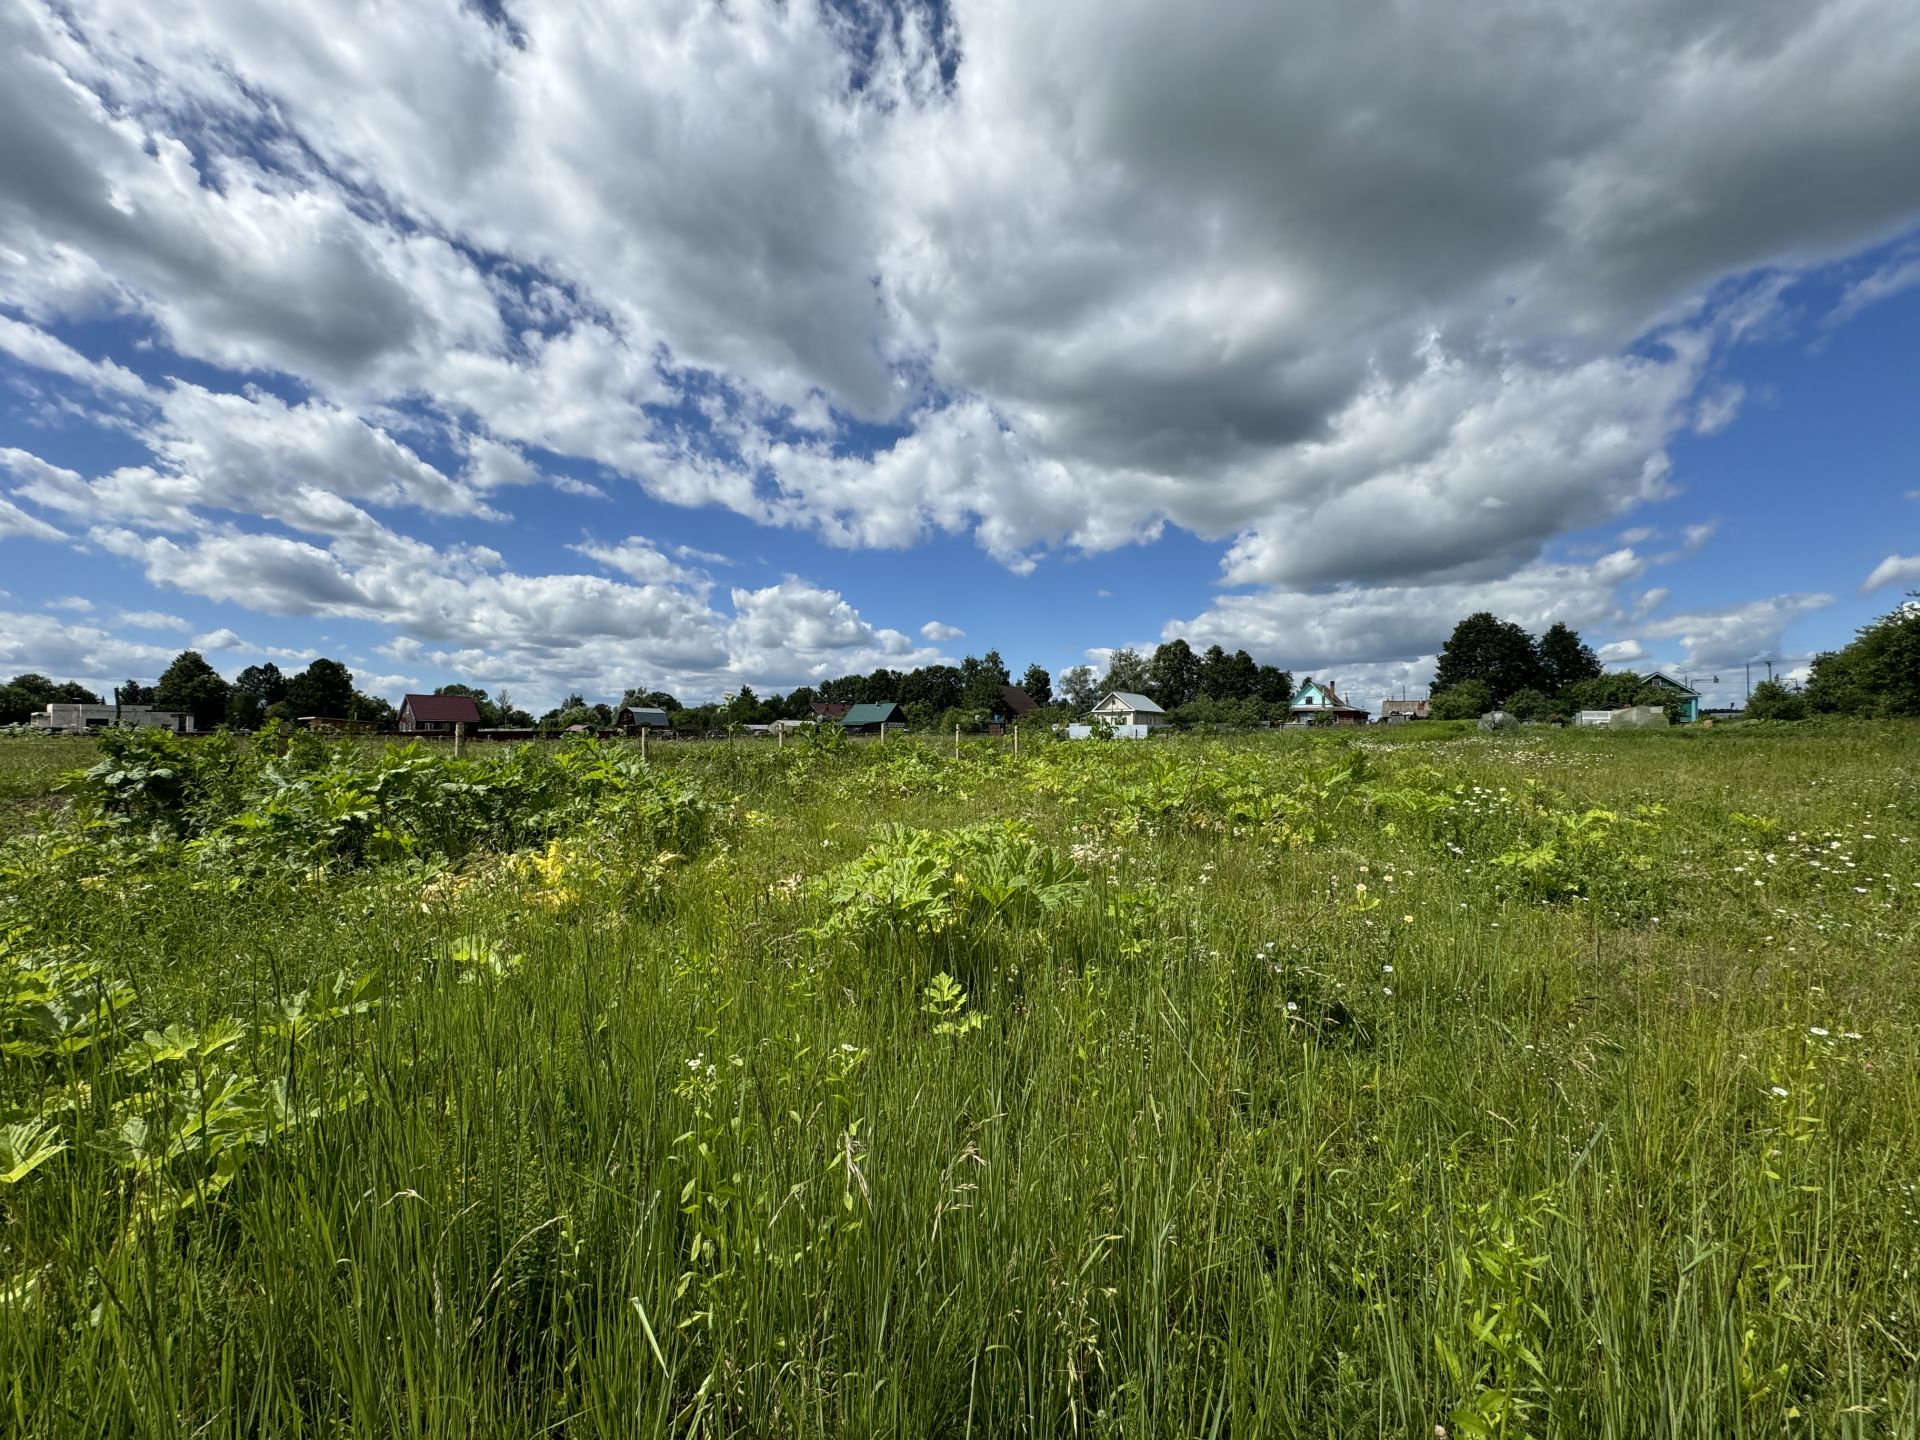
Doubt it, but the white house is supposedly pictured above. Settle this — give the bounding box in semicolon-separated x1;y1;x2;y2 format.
1089;692;1167;727
28;703;195;734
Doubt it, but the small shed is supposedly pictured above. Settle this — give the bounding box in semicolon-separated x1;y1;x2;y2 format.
1379;698;1429;723
1089;692;1167;728
840;702;906;734
398;693;482;734
617;705;671;730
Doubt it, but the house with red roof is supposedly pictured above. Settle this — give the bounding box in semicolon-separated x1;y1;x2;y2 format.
398;692;483;734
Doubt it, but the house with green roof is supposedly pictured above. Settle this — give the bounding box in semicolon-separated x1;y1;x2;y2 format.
1638;671;1700;723
839;701;906;734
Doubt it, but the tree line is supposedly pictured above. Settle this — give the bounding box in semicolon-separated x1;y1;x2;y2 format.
6;636;1300;735
1426;613;1629;721
1423;613;1705;722
1744;595;1920;720
1;654;407;731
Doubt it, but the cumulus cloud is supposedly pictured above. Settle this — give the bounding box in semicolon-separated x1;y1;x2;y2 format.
0;496;66;542
2;0;1918;697
0;609;177;684
116;610;190;632
86;515;938;704
1636;594;1834;668
1171;549;1650;676
921;621;965;641
1862;554;1920;592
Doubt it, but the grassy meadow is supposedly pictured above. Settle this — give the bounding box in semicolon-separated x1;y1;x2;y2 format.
1;720;1917;1437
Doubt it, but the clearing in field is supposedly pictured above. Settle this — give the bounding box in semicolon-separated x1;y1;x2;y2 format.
1;721;1916;1436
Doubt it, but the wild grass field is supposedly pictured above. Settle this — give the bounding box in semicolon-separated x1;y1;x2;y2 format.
1;720;1917;1437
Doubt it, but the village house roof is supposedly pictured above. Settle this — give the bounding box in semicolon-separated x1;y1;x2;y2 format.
840;702;905;727
999;685;1039;716
809;701;852;718
1639;671;1699;696
1291;678;1367;713
399;693;483;725
618;706;670;727
1096;691;1165;714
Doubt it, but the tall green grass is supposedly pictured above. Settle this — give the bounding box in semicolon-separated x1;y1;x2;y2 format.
1;722;1917;1436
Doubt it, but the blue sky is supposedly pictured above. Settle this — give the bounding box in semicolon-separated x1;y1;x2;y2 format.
2;0;1917;713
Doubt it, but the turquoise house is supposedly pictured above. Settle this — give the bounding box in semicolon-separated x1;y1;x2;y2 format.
1639;672;1700;722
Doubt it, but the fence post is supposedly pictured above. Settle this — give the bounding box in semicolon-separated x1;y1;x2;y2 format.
1013;725;1019;759
641;725;648;763
454;721;465;757
954;723;960;760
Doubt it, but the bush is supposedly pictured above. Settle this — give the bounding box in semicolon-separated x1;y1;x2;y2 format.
1503;688;1551;722
1744;679;1808;721
1431;680;1493;720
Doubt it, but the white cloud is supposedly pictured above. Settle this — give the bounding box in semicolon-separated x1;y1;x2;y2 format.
44;596;93;612
0;496;67;542
1636;593;1833;668
191;628;244;650
1693;383;1745;435
0;314;148;397
569;535;712;593
921;620;965;641
1828;251;1920;328
87;516;940;706
1170;548;1649;675
1862;554;1920;592
116;610;190;631
0;608;177;685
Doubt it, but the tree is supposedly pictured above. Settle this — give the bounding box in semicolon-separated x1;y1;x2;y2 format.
491;688;534;727
901;665;963;715
352;691;399;730
1504;687;1551;722
116;678;156;706
1058;665;1100;714
1100;647;1150;696
153;651;231;730
1146;639;1202;709
1251;664;1295;707
1019;663;1052;707
959;651;1011;711
1434;613;1544;703
1744;679;1808;720
620;688;681;715
224;663;286;729
1199;645;1261;701
283;658;357;720
1537;622;1601;697
1806;597;1920;717
1430;679;1494;720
